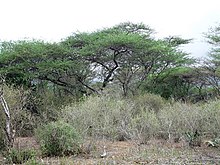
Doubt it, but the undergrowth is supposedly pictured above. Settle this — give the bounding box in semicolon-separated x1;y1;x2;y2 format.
61;93;220;144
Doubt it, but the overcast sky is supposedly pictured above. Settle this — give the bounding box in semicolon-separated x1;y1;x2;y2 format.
1;0;220;57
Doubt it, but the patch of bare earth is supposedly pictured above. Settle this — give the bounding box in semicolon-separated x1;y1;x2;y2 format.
1;137;220;164
70;139;220;165
13;137;40;150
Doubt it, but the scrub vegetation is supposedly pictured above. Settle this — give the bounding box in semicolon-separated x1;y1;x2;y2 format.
1;22;220;164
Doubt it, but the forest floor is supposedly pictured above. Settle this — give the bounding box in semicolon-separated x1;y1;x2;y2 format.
1;137;220;164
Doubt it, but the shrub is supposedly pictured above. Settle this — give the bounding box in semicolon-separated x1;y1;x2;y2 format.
158;101;220;142
62;94;163;142
35;120;81;156
0;84;40;138
157;103;203;140
3;148;36;164
199;100;220;136
185;130;202;147
61;93;220;144
63;96;131;139
132;93;166;114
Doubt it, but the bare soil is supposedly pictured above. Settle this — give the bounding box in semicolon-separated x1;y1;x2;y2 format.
1;137;220;164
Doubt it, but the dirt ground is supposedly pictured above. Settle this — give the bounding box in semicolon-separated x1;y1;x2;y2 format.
1;137;220;164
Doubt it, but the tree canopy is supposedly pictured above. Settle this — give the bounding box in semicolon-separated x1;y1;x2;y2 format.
62;23;193;96
0;22;199;100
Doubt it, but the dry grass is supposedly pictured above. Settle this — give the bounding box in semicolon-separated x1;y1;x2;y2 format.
13;137;40;150
1;137;220;165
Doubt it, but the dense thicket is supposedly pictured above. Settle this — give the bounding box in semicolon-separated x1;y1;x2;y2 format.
0;22;220;109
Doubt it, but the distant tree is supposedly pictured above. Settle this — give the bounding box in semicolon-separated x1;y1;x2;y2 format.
200;24;220;96
205;24;220;65
179;23;220;102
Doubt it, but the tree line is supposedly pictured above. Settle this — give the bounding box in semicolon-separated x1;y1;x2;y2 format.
0;22;220;104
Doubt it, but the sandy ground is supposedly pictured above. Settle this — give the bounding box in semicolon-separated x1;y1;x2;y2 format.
1;137;220;164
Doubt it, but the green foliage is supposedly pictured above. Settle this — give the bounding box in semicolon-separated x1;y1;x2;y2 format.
185;130;201;147
0;39;88;100
62;22;193;96
0;22;193;99
3;148;36;164
35;120;81;156
164;36;192;47
201;24;220;97
142;67;198;100
0;40;74;79
205;24;220;47
25;158;44;165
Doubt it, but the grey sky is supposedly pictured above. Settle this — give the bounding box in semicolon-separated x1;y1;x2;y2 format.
1;0;220;57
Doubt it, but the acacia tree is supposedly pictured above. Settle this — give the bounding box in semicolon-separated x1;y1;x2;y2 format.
62;25;152;93
197;24;220;97
139;36;195;100
63;22;193;96
0;40;93;98
176;24;220;101
0;23;194;99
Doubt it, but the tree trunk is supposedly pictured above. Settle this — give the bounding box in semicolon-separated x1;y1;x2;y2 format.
0;94;14;148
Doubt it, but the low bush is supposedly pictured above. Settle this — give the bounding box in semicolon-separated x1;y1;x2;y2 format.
132;93;166;114
0;84;40;138
158;101;220;141
61;93;220;144
35;120;81;156
62;94;164;142
3;148;36;164
62;96;131;140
